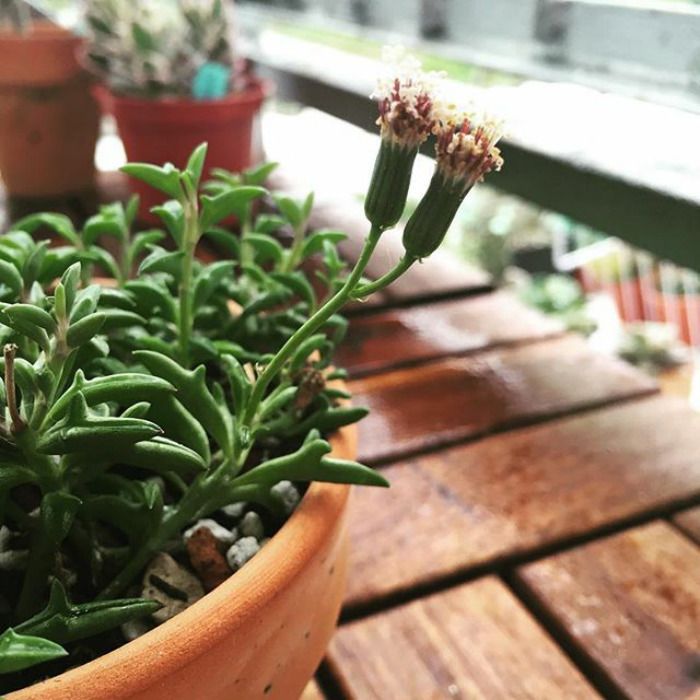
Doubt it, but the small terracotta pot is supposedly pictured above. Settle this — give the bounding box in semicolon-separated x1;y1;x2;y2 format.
8;425;355;700
654;289;700;346
0;22;99;197
95;79;270;219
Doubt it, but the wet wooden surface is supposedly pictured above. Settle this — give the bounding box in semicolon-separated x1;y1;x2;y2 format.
337;291;563;377
329;577;598;700
343;396;700;609
350;335;657;465
5;174;700;700
517;522;700;700
308;195;700;698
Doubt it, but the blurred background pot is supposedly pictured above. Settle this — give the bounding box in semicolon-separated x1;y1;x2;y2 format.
0;22;99;198
95;78;269;218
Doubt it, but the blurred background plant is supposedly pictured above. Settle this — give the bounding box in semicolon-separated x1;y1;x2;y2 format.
84;0;236;98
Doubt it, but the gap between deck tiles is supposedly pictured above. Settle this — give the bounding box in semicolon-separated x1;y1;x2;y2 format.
338;463;700;624
503;571;628;700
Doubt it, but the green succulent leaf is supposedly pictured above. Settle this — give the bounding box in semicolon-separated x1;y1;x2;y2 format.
121;163;182;199
199;186;266;230
138;247;185;277
16;580;160;646
135;350;232;456
0;259;23;299
185;142;208;189
302;230;347;258
45;371;174;425
14;213;79;246
66;313;106;348
0;628;67;674
41;492;82;547
151;200;184;246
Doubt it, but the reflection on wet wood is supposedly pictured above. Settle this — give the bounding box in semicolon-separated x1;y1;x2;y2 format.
338;291;563;376
351;335;656;465
344;396;700;608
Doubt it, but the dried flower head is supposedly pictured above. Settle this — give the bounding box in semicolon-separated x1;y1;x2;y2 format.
372;46;444;150
434;110;504;193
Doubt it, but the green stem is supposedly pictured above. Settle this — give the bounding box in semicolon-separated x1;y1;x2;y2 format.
352;256;415;298
242;224;383;427
282;222;305;273
178;196;199;367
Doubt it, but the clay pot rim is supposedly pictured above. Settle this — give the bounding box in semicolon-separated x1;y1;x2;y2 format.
0;21;81;45
9;425;355;699
94;76;273;113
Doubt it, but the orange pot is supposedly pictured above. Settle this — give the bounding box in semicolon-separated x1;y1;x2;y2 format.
8;426;355;700
0;22;99;197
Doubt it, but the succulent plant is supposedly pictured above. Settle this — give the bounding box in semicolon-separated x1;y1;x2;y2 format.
84;0;236;98
0;0;30;33
0;49;504;691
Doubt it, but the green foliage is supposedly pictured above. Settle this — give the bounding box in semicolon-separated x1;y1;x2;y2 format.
0;144;392;686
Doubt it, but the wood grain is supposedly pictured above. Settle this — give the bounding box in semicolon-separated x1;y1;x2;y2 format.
671;507;700;544
518;522;700;700
337;291;563;377
351;335;656;465
345;395;700;608
329;577;597;699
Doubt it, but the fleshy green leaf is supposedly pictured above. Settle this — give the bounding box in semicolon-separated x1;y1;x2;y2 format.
0;628;67;674
121;163;182;199
16;580;160;645
199;186;266;230
134;350;232;455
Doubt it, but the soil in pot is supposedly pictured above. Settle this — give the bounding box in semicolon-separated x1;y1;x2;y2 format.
0;23;99;198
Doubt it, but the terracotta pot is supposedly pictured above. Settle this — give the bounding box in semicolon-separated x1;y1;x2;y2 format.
576;268;650;323
96;79;270;219
0;23;99;197
654;289;700;346
8;425;355;700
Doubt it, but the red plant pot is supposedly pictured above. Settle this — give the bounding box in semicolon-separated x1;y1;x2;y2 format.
95;78;270;219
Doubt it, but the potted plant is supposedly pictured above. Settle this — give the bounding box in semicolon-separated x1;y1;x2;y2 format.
0;49;503;698
0;0;99;199
84;0;269;217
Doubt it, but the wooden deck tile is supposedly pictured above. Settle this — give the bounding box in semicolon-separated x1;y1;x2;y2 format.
351;335;656;465
329;577;598;699
337;291;563;377
671;507;700;544
345;396;700;609
518;522;700;700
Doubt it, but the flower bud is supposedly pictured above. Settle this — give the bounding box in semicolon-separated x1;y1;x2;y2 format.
365;140;418;230
402;172;465;259
365;47;443;230
403;110;504;260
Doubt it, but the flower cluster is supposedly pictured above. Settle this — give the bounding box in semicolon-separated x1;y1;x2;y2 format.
434;111;504;194
372;47;444;151
365;47;506;259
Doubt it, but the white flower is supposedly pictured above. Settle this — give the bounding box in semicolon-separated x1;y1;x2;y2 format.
434;109;504;192
372;46;444;150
